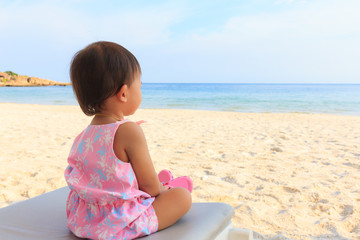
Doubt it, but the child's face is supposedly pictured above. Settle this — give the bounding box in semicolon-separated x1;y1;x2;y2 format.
126;75;142;115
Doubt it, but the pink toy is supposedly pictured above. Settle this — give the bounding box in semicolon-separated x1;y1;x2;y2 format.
136;120;147;125
158;170;193;193
158;169;174;183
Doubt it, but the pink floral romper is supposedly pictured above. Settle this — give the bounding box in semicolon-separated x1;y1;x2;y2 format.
64;120;158;240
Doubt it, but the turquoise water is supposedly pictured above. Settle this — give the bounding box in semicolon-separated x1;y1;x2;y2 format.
0;84;359;115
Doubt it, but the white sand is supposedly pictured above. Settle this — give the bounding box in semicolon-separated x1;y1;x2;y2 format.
0;103;359;239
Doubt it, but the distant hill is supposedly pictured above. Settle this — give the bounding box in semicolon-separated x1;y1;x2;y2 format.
0;71;70;87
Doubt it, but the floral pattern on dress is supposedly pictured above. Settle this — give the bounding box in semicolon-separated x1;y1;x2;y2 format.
65;120;158;240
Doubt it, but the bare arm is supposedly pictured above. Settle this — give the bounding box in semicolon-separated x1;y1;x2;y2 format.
115;122;162;197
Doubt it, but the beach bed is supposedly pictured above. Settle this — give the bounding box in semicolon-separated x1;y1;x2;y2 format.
0;187;252;240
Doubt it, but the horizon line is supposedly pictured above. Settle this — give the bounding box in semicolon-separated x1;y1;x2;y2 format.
141;82;360;84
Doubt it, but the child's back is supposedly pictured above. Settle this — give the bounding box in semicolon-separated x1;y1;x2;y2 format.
65;41;191;240
65;120;158;239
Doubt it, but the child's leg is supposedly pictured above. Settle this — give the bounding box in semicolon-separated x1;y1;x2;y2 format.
152;187;192;231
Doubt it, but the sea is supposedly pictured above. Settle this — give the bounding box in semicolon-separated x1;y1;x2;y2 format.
0;83;360;116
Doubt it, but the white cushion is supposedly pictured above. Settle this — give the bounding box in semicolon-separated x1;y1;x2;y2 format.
0;187;234;240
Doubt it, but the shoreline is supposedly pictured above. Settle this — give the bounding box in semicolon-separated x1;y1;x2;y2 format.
1;103;359;239
1;102;360;117
1;83;360;116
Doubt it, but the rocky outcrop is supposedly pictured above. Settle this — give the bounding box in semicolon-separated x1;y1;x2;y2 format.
0;71;70;87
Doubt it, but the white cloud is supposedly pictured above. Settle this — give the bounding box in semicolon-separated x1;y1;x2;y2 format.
1;0;359;83
0;1;184;46
275;0;307;5
147;0;360;82
0;0;185;81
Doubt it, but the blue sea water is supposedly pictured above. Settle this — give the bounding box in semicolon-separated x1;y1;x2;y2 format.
0;84;359;115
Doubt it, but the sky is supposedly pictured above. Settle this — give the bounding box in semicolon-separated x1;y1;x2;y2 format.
1;0;360;83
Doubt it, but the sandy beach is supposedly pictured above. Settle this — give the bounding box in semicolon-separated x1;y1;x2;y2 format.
0;103;359;240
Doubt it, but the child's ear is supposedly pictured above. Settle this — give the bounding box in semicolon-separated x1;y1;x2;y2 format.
116;84;128;102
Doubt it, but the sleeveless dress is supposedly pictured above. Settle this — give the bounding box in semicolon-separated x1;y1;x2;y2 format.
64;120;158;240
